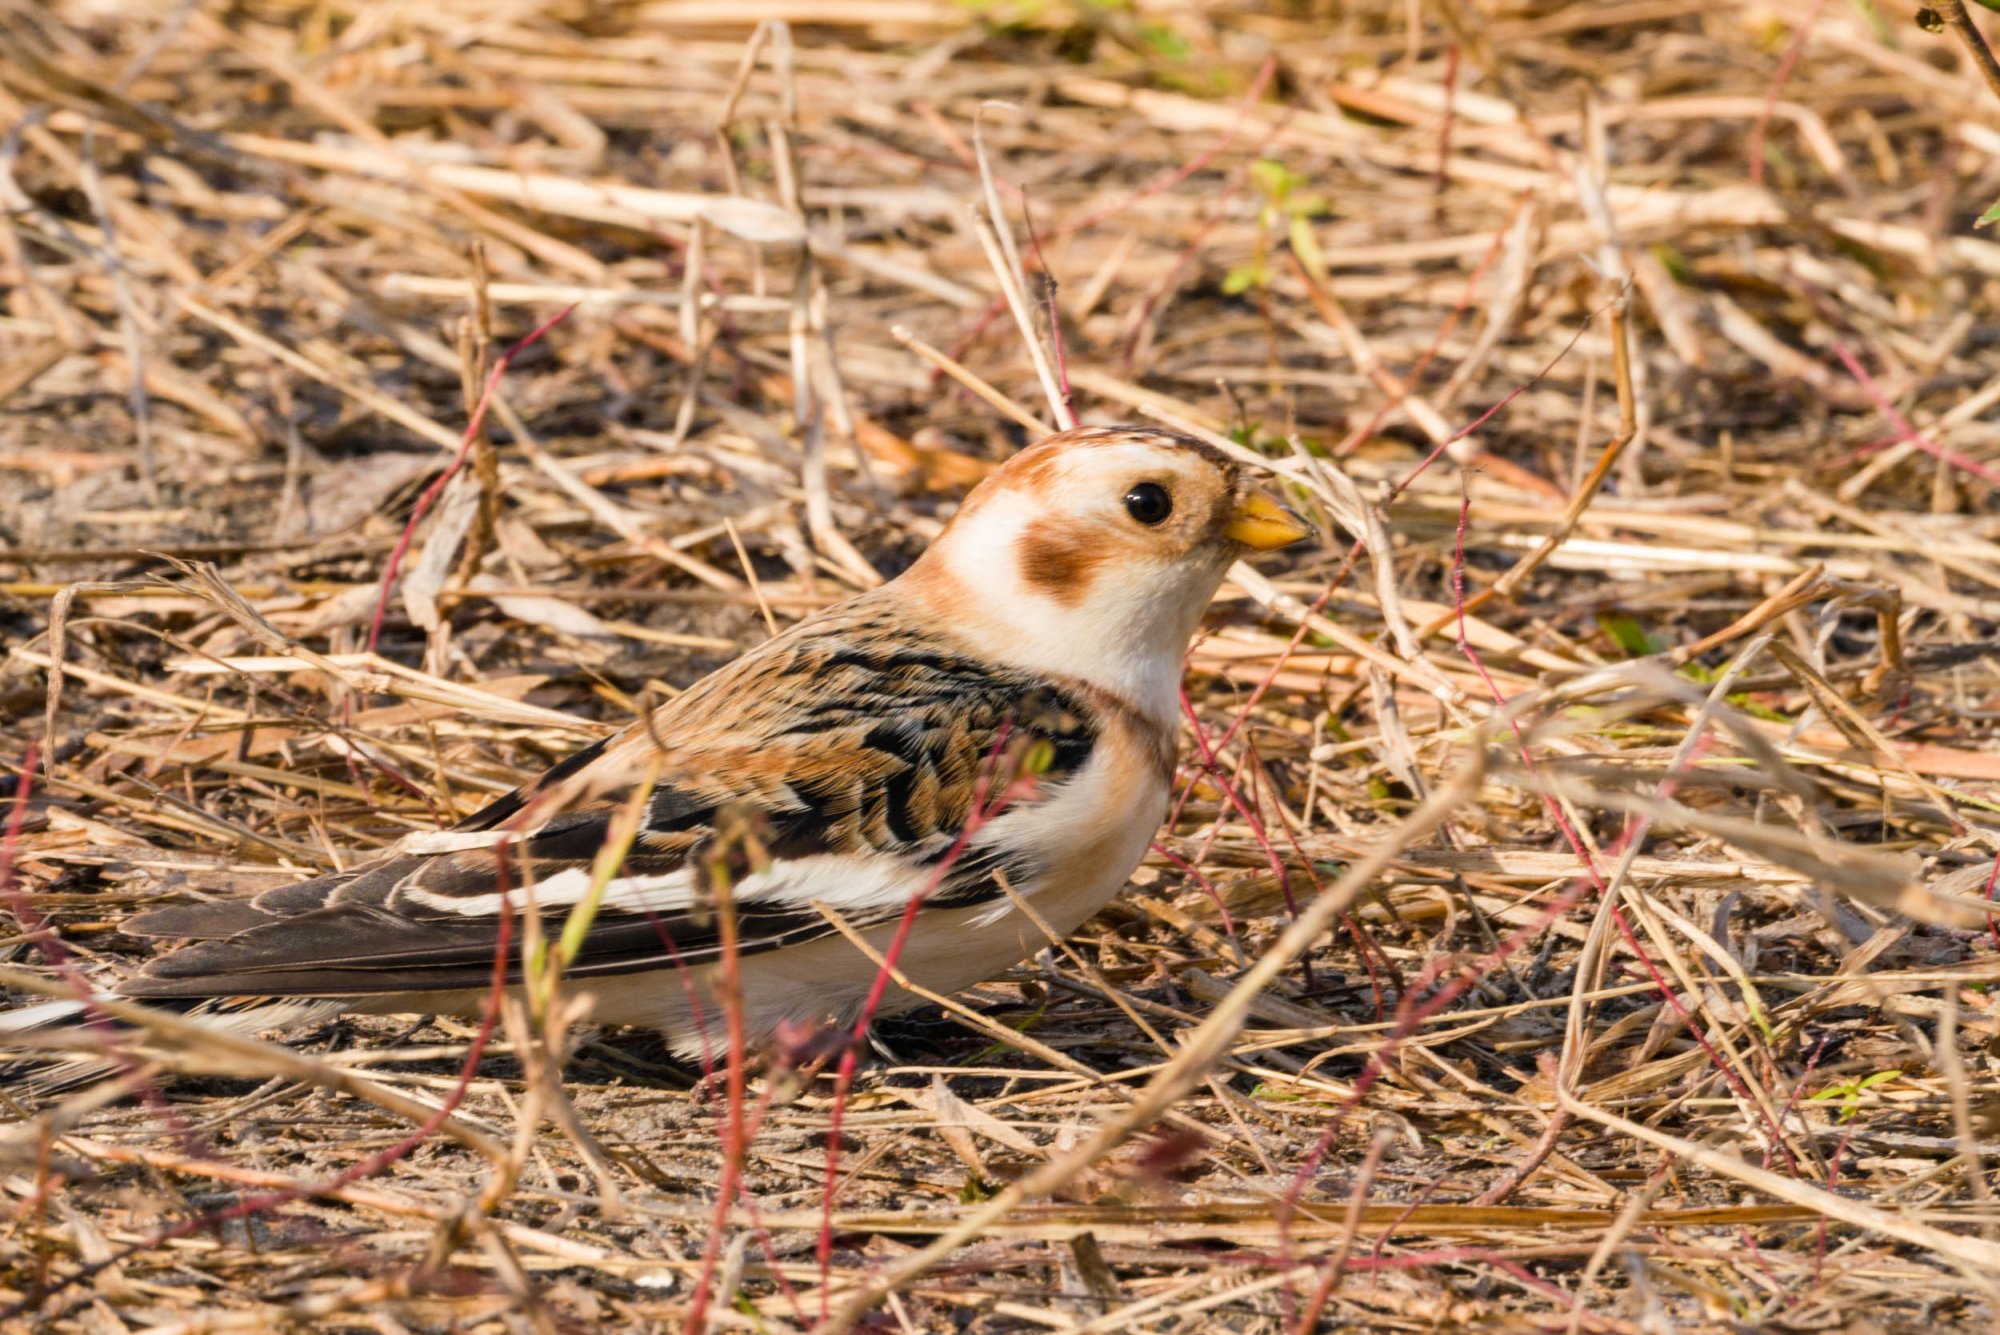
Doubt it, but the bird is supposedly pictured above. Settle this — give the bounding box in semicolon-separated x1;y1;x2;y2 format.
6;425;1311;1066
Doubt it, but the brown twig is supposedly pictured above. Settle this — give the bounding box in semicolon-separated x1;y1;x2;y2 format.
1933;1;2000;108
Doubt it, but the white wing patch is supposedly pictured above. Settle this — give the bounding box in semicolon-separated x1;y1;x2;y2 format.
393;828;519;855
394;741;1146;929
399;852;941;923
400;866;694;918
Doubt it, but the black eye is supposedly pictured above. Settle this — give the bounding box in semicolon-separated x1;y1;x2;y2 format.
1124;482;1173;525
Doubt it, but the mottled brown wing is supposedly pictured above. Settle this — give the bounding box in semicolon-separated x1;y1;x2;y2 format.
118;602;1098;1001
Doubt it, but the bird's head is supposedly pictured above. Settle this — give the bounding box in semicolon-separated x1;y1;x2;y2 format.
900;425;1313;722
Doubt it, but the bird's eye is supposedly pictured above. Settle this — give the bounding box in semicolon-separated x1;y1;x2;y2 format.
1124;482;1173;526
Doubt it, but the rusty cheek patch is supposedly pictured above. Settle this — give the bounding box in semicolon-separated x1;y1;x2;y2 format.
1015;517;1109;607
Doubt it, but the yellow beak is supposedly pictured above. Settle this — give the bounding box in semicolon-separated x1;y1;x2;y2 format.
1225;489;1314;550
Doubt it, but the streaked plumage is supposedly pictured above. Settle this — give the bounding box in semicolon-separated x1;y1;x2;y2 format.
11;425;1311;1061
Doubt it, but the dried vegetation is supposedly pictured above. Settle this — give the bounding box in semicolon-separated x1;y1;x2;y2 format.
6;0;2000;1329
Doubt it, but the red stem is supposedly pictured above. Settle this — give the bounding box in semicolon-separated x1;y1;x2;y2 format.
367;304;576;653
1057;57;1278;238
4;837;517;1321
1;746;208;1156
685;852;754;1334
814;736;1033;1322
1833;341;2000;489
1748;0;1827;188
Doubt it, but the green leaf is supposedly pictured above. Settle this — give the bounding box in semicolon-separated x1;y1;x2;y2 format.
1137;20;1190;59
1250;158;1308;205
552;761;668;1006
1976;0;2000;12
1726;690;1791;724
1979;197;2000;228
1598;614;1663;659
1289;215;1327;279
962;1002;1048;1063
1221;264;1260;296
1808;1069;1903;1121
1649;243;1693;284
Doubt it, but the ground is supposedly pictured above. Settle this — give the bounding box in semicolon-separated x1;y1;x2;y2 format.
5;0;2000;1330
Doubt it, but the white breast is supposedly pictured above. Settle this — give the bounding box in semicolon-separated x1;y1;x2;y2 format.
564;732;1170;1056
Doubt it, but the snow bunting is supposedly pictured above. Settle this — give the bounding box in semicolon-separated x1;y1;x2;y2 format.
17;426;1310;1061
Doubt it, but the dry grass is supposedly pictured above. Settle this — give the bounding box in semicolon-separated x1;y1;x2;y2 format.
5;0;2000;1329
